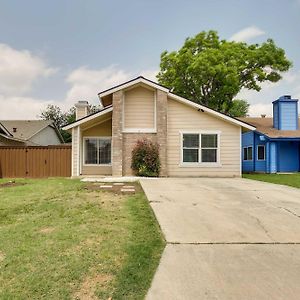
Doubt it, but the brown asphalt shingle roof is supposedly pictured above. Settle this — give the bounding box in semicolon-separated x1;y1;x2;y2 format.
0;120;54;140
239;117;300;138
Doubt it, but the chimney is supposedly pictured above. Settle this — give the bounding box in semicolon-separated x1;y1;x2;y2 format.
261;114;266;118
13;127;17;133
272;95;299;130
75;101;89;120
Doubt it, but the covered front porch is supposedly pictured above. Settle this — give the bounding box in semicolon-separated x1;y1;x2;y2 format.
71;108;113;177
267;140;300;173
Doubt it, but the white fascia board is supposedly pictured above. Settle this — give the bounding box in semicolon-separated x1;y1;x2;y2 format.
62;106;113;131
0;123;12;136
98;77;169;98
168;93;256;131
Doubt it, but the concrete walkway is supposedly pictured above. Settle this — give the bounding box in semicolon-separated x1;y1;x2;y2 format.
140;178;300;300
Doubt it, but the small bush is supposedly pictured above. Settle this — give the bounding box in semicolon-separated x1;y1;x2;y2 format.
131;139;160;177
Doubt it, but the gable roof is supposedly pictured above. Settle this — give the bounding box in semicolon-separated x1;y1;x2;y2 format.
98;76;169;97
0;133;26;144
0;120;63;142
97;76;255;130
239;117;300;138
62;105;113;130
0;122;12;137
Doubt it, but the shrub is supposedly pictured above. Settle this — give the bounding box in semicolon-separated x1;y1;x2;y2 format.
131;139;160;177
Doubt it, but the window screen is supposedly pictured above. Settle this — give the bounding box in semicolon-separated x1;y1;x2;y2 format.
85;138;111;165
182;134;199;163
85;139;98;164
201;134;218;162
257;145;265;160
243;146;253;161
182;133;219;163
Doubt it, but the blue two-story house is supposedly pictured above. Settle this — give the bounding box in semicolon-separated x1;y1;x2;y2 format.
240;95;300;173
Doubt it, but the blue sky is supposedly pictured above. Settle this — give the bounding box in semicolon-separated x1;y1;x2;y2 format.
0;0;300;118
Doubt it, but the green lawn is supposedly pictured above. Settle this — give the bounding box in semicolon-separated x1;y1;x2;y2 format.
0;178;165;299
243;173;300;189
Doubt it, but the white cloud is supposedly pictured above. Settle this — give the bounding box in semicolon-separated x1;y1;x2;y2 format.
0;49;159;119
65;65;158;108
238;69;300;117
248;103;273;117
0;95;52;119
65;66;132;106
230;26;265;42
0;44;57;96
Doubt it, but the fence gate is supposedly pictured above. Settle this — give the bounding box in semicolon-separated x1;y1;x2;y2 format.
0;145;71;178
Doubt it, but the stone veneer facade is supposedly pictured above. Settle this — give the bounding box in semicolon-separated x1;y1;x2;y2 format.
111;88;168;176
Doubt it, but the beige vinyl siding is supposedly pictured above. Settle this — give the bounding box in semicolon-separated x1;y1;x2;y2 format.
83;119;112;136
123;86;155;130
81;118;112;176
167;98;241;177
81;165;112;175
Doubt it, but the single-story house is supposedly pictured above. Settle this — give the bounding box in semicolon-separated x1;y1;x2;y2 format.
240;95;300;173
0;120;64;146
63;76;255;177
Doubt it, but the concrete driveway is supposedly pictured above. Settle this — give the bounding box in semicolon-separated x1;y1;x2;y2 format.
140;178;300;300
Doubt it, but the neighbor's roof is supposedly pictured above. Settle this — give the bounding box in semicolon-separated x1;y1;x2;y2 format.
239;117;300;138
0;120;60;141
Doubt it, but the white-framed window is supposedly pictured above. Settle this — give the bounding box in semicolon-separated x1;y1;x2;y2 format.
243;146;253;161
257;145;265;161
83;137;111;165
181;132;220;164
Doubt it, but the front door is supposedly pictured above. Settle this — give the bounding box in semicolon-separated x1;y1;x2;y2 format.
278;141;299;172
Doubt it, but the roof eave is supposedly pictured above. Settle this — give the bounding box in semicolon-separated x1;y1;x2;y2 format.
168;93;256;130
62;106;113;130
0;123;13;137
98;76;169;98
0;133;26;143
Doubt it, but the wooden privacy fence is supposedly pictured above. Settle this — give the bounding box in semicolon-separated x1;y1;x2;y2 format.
0;145;71;178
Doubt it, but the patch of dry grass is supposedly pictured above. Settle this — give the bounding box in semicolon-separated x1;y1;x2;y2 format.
0;251;5;263
73;272;113;300
0;178;165;299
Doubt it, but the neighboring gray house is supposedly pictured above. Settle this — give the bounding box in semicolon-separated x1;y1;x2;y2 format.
0;120;64;146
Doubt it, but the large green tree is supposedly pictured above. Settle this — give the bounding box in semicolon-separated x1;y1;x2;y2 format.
157;30;292;115
40;104;100;143
226;99;249;117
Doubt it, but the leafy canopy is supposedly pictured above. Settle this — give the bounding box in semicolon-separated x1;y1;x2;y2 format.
226;99;249;117
39;104;100;143
157;30;292;115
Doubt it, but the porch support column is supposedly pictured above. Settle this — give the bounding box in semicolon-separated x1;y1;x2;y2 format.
71;126;80;177
112;90;124;176
156;90;168;177
269;142;277;173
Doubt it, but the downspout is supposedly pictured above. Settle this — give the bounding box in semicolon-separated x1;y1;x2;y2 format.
276;142;279;173
77;126;80;177
253;132;256;172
